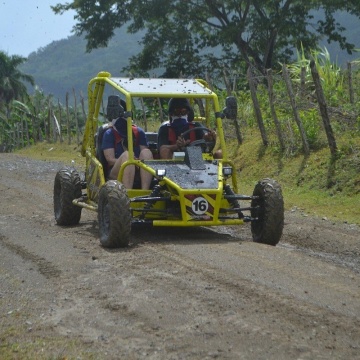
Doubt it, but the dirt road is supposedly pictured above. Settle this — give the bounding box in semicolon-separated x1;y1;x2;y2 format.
1;153;359;359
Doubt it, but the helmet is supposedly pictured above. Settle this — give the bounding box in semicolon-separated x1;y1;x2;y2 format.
113;117;127;136
168;98;194;122
106;95;126;121
168;98;191;115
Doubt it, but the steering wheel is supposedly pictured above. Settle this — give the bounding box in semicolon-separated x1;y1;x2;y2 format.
180;126;215;152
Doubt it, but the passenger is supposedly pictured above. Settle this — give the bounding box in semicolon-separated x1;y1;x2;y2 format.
101;98;153;189
158;98;219;159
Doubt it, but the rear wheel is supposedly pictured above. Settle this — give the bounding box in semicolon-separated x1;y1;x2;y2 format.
251;178;284;246
98;180;131;248
54;167;82;225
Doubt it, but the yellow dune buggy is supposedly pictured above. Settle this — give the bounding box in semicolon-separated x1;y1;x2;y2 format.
53;72;284;247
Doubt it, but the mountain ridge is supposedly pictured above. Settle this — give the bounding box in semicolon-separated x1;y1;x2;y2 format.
21;27;143;102
20;14;359;102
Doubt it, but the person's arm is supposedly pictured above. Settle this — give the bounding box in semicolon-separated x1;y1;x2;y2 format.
102;129;117;166
158;124;182;158
193;122;216;142
103;148;117;166
203;129;216;142
175;136;190;150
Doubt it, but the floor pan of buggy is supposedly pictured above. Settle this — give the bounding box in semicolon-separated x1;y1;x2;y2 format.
144;160;219;189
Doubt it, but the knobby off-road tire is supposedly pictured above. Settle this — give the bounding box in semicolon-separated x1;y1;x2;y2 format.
251;178;284;246
98;180;131;248
54;167;82;225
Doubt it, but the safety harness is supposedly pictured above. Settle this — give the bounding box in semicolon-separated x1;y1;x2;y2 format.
112;124;140;148
96;123;140;175
167;123;196;144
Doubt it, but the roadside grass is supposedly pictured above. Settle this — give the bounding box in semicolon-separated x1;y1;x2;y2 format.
15;134;360;225
229;132;360;225
0;313;100;359
0;335;100;360
16;141;85;170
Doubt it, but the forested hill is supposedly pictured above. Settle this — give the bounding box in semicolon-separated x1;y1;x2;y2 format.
20;27;143;102
21;12;359;102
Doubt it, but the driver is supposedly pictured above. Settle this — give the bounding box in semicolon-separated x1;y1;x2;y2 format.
157;98;217;159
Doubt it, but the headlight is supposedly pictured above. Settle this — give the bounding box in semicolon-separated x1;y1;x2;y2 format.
222;167;232;176
156;169;166;178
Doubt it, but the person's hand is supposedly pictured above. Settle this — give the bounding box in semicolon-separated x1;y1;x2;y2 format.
203;130;216;142
176;136;190;150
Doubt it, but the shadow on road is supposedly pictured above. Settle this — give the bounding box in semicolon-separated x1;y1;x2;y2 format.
130;224;241;247
63;217;245;253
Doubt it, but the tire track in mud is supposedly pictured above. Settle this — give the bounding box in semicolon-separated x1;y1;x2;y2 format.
139;243;360;343
0;234;61;279
85;241;360;357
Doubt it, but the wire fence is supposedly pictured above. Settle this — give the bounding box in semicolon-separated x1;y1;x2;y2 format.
1;62;359;156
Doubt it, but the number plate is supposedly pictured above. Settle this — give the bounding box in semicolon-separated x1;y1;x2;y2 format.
185;194;216;221
191;197;209;215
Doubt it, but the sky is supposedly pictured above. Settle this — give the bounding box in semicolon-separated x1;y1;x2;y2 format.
0;1;76;57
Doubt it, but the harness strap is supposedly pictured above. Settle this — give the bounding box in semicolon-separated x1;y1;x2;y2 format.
168;123;196;144
112;124;140;146
107;125;140;170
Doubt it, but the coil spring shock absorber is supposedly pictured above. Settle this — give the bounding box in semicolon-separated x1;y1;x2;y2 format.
140;184;162;219
224;184;243;218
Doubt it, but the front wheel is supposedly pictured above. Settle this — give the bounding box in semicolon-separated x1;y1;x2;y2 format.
53;167;82;225
251;178;284;246
98;180;131;248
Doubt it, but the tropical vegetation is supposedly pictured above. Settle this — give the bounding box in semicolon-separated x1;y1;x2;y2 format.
52;0;360;78
0;51;85;150
0;2;359;221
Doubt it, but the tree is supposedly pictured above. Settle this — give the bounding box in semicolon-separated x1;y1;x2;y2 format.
0;52;35;115
52;1;360;78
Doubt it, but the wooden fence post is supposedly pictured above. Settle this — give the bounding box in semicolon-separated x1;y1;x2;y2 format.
300;67;306;99
140;98;147;131
247;66;268;146
24;119;30;146
73;88;80;145
310;60;337;157
66;92;71;145
52;109;58;142
46;99;51;142
232;73;237;93
20;120;24;148
31;114;37;144
157;98;164;124
80;92;87;131
205;72;213;91
266;69;285;150
10;130;15;151
282;64;310;155
195;98;206;118
223;68;242;145
223;67;232;95
15;123;19;149
347;62;354;104
58;99;63;143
